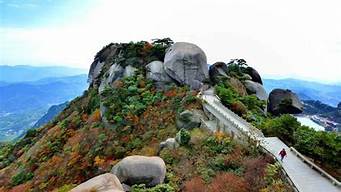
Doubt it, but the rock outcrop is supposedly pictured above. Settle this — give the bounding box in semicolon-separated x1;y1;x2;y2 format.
111;155;166;187
164;42;208;90
99;63;124;93
244;80;268;101
176;110;201;129
245;67;263;85
145;61;174;89
268;89;303;115
209;62;229;84
71;173;124;192
88;44;119;85
123;65;138;78
160;138;179;150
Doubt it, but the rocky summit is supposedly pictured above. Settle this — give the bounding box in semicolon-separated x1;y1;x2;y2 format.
3;38;331;192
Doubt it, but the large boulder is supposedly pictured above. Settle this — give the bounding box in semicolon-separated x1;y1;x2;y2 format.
146;61;174;89
160;138;179;150
123;65;138;77
99;63;124;93
245;67;263;85
111;156;166;187
268;89;303;115
244;80;268;101
71;173;124;192
164;42;208;90
88;44;118;85
209;62;229;84
176;110;201;129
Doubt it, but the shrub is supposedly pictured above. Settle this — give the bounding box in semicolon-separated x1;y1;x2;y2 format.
239;95;265;111
260;114;300;145
230;101;247;116
209;172;249;192
55;184;77;192
243;157;272;191
294;126;341;167
175;129;191;146
203;135;234;154
215;84;237;107
11;170;34;186
183;177;206;192
130;183;175;192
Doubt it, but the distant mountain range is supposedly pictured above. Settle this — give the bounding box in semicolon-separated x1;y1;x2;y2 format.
0;65;87;83
0;65;88;141
263;78;341;107
0;74;88;113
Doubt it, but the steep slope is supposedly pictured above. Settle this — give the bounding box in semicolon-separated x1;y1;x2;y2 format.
0;39;293;192
32;102;69;128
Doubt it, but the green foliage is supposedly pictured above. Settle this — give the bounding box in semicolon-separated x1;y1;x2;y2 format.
239;95;265;111
294;126;341;167
131;184;175;192
215;84;238;107
203;135;234;154
264;163;281;184
260;114;301;145
226;59;248;78
208;155;238;172
11;169;34;186
56;184;77;192
260;114;341;169
176;129;191;145
102;74;164;126
114;38;173;68
87;88;100;114
0;143;15;169
160;149;181;165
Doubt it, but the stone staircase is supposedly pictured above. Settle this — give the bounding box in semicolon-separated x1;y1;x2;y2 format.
200;89;340;192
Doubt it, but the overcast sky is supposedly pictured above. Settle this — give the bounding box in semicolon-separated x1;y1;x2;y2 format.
1;0;341;83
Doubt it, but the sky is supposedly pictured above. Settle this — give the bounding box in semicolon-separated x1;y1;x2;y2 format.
1;0;341;83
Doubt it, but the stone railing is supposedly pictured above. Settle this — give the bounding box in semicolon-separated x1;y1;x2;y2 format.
202;94;263;142
290;147;341;187
211;98;264;138
206;103;258;141
259;145;299;192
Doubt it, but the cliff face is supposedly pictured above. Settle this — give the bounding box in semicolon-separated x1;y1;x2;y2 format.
0;39;294;192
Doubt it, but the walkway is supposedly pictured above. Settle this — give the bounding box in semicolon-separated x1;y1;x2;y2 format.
201;89;340;192
262;137;339;192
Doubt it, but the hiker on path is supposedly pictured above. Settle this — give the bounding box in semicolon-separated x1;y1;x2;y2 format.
279;148;287;161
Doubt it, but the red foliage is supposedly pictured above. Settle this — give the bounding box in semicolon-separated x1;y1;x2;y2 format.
88;109;101;123
164;89;177;97
224;146;245;168
113;80;124;88
243;156;273;192
230;101;247;116
209;173;249;192
184;177;206;192
8;183;31;192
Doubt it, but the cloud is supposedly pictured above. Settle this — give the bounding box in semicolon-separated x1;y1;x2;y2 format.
1;0;341;82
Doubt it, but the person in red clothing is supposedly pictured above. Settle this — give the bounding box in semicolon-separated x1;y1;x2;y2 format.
279;148;287;161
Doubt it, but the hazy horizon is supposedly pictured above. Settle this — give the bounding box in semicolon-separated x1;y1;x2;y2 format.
1;0;341;83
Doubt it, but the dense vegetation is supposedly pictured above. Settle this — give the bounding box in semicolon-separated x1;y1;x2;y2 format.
0;39;293;191
215;61;341;180
0;74;292;191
